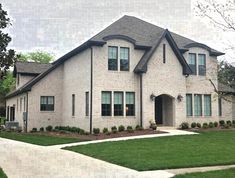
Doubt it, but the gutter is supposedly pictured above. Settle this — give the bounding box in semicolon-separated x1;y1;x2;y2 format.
140;74;143;127
90;47;93;134
25;92;29;132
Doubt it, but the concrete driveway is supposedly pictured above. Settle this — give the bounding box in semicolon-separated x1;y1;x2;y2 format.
0;137;174;178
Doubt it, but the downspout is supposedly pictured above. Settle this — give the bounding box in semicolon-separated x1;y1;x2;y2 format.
140;74;143;127
25;92;28;132
90;47;93;134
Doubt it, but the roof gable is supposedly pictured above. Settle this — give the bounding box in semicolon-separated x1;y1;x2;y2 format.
134;29;192;75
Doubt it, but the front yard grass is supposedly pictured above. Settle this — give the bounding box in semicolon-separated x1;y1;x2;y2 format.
173;168;235;178
0;131;83;146
64;130;235;171
0;168;7;178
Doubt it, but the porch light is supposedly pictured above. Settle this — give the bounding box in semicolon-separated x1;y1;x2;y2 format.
177;94;183;102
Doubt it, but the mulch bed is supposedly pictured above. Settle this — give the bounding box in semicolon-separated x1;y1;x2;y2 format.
32;129;167;141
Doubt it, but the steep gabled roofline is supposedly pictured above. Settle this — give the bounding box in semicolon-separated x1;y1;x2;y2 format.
134;29;193;75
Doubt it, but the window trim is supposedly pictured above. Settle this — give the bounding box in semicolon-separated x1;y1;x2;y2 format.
120;47;130;71
40;96;55;111
108;46;118;71
101;91;112;116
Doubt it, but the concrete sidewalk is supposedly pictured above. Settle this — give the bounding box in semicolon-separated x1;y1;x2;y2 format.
50;129;198;149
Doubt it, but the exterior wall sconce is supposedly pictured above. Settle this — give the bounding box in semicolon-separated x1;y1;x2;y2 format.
150;93;156;101
177;94;183;102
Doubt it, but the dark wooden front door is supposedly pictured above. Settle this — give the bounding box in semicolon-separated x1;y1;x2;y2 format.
155;96;163;124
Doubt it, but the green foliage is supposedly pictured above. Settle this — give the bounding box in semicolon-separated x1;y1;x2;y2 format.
209;122;214;128
196;123;201;128
226;120;232;126
218;61;235;89
0;72;15;95
219;120;225;126
118;125;125;132
39;127;44;132
31;128;37;132
17;51;54;63
93;128;100;135
102;127;108;134
111;126;117;133
180;122;189;130
191;122;197;128
0;4;16;79
46;125;53;132
135;125;143;131
202;123;208;129
127;126;134;133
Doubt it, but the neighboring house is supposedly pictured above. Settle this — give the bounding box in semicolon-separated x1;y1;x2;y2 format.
5;16;235;132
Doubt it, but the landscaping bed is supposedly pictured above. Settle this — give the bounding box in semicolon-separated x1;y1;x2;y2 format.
173;168;235;178
64;130;235;171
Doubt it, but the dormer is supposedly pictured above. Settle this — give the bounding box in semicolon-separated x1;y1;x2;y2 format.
13;61;52;89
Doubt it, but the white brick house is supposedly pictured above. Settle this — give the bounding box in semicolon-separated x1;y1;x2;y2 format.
5;16;235;132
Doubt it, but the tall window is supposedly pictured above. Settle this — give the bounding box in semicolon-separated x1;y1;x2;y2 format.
204;95;211;116
186;94;192;116
17;98;18;112
72;94;75;116
40;96;54;111
194;94;202;116
163;44;166;63
85;92;89;116
198;54;206;76
218;97;222;116
188;53;196;75
102;91;111;116
114;92;123;116
20;98;23;111
126;92;135;116
108;46;118;70
23;97;26;111
120;47;129;71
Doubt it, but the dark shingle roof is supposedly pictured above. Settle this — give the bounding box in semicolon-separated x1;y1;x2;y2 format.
6;15;225;99
13;61;52;77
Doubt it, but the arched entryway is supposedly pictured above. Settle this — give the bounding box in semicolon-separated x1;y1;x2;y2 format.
155;94;174;126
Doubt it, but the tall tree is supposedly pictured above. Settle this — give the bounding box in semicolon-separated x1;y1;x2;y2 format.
218;60;235;89
17;51;54;63
0;3;16;79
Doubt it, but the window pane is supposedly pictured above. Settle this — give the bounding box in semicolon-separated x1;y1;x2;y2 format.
218;97;222;116
102;92;111;116
204;95;211;116
186;94;192;116
48;97;54;104
120;47;129;71
40;96;54;111
41;96;47;104
114;92;123;116
194;94;202;116
126;92;135;116
188;53;196;75
72;94;75;116
198;54;206;76
85;92;89;116
108;47;118;70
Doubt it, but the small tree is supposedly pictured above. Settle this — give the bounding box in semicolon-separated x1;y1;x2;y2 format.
17;51;54;63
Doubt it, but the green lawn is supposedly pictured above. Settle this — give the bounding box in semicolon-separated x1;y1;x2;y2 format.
0;131;83;146
0;168;7;178
173;168;235;178
64;130;235;171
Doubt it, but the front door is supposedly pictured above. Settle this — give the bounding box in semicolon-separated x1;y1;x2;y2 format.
155;96;163;124
10;106;15;121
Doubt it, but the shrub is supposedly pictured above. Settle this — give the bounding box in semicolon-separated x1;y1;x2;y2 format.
232;120;235;125
209;122;214;128
214;122;218;127
111;126;117;133
191;122;197;128
226;120;232;126
85;131;90;135
118;125;125;132
219;120;225;126
46;125;53;132
79;129;85;135
93;128;100;135
202;123;208;129
196;123;201;128
39;127;44;132
54;126;59;130
223;124;230;129
103;127;108;134
127;126;134;133
106;131;111;135
135;125;143;131
180;122;189;130
31;128;37;132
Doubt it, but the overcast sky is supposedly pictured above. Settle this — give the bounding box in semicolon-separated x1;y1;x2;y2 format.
1;0;235;63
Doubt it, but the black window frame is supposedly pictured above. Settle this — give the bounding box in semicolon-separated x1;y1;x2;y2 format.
108;46;118;71
120;47;130;71
114;91;124;116
198;54;206;76
188;53;197;75
126;92;135;116
72;94;75;116
40;96;55;111
218;97;222;116
85;92;89;116
101;91;112;116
